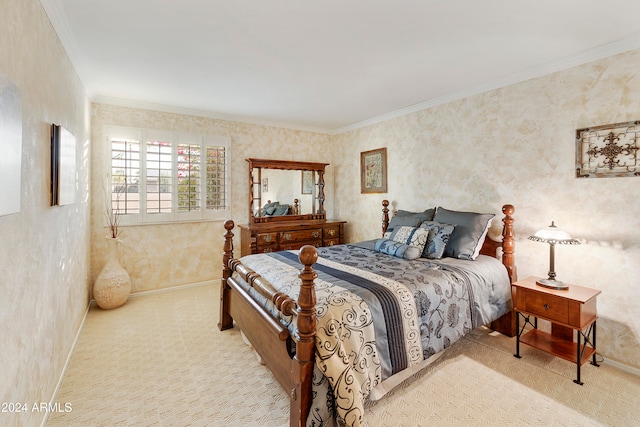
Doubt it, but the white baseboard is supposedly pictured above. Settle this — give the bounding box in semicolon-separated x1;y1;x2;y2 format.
40;302;91;427
88;279;218;305
603;357;640;377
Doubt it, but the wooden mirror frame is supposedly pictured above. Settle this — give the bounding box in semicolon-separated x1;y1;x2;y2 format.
247;158;329;224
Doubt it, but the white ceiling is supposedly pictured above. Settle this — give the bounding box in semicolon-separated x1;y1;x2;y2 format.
41;0;640;133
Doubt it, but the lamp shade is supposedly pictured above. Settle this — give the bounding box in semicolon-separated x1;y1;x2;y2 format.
528;221;580;245
528;221;579;289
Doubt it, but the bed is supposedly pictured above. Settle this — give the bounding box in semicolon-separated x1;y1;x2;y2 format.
218;201;517;426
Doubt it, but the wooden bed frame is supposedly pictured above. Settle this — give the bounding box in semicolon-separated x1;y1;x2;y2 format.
218;201;517;426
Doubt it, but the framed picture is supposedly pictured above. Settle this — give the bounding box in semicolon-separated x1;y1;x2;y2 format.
301;170;313;194
50;124;77;205
360;147;387;193
576;121;640;178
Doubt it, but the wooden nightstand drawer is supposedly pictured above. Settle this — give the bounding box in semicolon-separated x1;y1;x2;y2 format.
521;289;569;324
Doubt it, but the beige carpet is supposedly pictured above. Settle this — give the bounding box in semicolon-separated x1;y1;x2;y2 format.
47;283;640;427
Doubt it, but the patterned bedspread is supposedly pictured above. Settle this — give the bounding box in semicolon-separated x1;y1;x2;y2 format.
234;242;512;427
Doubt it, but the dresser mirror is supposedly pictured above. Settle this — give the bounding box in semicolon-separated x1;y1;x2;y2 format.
247;158;328;224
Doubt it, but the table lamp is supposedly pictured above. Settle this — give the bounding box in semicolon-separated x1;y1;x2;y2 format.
528;221;580;290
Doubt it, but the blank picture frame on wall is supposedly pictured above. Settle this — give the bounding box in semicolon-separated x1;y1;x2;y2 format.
50;124;77;206
0;73;22;217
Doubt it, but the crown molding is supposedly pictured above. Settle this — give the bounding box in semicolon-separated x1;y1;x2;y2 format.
92;96;333;135
40;0;90;83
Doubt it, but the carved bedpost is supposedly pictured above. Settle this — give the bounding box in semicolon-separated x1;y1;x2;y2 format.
501;205;517;284
382;199;390;237
489;204;518;337
291;245;318;426
218;220;235;331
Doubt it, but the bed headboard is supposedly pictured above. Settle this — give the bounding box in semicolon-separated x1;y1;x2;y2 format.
380;200;516;284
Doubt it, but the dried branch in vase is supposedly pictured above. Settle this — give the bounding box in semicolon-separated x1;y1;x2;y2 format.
104;189;122;239
104;205;121;239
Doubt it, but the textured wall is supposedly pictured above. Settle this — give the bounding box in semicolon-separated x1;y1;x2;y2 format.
0;1;91;426
332;50;640;371
90;104;333;293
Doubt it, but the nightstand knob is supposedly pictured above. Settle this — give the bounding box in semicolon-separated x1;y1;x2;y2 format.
544;304;550;310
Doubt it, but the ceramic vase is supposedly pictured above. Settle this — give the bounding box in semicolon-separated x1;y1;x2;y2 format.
93;237;131;309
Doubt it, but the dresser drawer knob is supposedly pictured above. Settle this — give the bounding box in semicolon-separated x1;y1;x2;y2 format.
312;231;320;238
544;304;550;310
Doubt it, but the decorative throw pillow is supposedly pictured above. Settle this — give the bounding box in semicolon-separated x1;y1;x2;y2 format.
384;208;436;238
419;221;456;259
433;207;494;260
374;238;422;260
389;225;429;258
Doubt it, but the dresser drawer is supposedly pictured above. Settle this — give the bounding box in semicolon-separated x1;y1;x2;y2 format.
255;244;278;254
323;238;340;247
279;229;322;243
521;289;569;324
280;241;320;251
256;232;278;246
323;226;340;240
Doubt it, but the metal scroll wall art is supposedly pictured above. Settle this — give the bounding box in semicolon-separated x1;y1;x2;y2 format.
576;120;640;178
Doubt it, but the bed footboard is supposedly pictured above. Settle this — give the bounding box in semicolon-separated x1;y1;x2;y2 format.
218;220;317;426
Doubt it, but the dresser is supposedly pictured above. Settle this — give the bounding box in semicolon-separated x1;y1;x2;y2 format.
238;220;346;256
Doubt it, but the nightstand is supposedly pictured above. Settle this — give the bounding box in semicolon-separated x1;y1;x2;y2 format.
512;276;601;385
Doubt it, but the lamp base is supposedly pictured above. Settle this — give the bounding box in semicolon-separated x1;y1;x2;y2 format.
536;278;569;290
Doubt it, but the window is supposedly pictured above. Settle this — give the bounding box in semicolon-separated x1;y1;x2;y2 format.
107;126;229;225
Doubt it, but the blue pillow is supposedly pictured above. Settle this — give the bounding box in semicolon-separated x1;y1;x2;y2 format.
384;208;436;237
374;238;422;260
419;221;455;259
262;201;278;216
433;207;494;260
272;204;289;216
384;225;430;259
